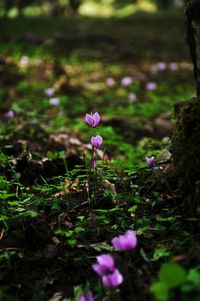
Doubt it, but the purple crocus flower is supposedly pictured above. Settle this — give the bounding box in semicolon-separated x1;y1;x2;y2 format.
44;87;55;97
102;269;123;289
106;77;116;88
121;76;133;87
85;112;100;128
49;97;60;106
146;82;157;91
91;135;103;149
92;254;115;276
78;290;93;301
146;156;155;168
112;230;137;251
5;110;15;119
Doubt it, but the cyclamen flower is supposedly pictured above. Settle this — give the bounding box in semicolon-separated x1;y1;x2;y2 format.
128;92;137;102
102;269;123;289
91;135;103;149
85;112;100;128
106;77;116;88
146;156;155;168
121;76;133;87
112;230;137;251
78;290;93;301
157;62;167;71
5;110;14;119
44;87;55;97
146;82;157;91
49;97;60;106
169;62;178;71
92;254;115;276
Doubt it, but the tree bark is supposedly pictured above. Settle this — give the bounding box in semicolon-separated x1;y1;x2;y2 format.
172;0;200;211
186;0;200;96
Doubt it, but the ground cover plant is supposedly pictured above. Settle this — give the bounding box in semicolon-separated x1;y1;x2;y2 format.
0;2;200;301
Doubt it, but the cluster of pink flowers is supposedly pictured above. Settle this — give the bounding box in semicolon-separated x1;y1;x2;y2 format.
44;87;60;106
92;230;137;291
149;62;178;74
92;254;123;289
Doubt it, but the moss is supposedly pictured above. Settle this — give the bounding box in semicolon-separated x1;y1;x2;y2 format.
172;98;200;211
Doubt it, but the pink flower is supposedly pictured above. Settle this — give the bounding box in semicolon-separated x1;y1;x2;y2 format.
146;156;155;168
146;82;157;91
169;62;178;71
44;87;55;97
106;77;116;88
157;62;167;71
91;135;103;149
112;230;137;251
5;110;14;119
85;112;100;128
49;97;60;106
78;291;93;301
128;92;137;102
92;254;115;276
121;76;133;87
102;269;123;289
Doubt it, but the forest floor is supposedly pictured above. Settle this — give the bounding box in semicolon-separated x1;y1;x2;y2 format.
0;10;200;301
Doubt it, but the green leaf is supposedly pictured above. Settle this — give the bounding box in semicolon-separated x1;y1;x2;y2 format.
67;239;77;246
128;205;138;212
151;282;169;301
74;227;85;234
159;262;187;288
152;248;171;262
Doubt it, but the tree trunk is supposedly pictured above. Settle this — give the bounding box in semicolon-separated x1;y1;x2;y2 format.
172;0;200;211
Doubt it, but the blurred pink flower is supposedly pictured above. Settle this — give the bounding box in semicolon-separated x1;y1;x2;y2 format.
49;97;60;106
121;76;133;87
44;87;55;97
112;230;137;251
85;112;100;128
128;92;137;102
146;82;157;91
157;62;167;71
102;269;123;289
169;62;178;71
5;110;15;119
106;77;116;88
92;254;115;276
